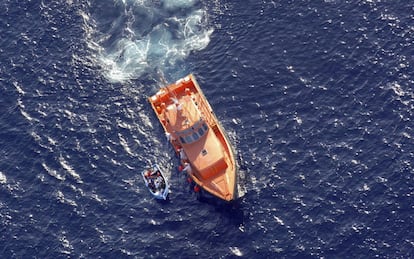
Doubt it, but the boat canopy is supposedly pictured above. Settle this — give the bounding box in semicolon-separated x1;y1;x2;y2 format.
177;119;209;144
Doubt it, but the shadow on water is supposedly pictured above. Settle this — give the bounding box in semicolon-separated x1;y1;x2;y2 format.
155;142;247;226
155;196;172;205
195;190;246;226
178;148;250;228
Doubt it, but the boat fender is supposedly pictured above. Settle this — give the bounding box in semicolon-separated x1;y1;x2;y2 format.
194;185;200;193
178;165;184;172
187;177;192;183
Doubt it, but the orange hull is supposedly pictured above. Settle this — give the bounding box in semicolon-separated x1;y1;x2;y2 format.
149;74;237;201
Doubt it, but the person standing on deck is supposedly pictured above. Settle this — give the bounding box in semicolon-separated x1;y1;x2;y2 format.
179;148;187;162
182;162;192;174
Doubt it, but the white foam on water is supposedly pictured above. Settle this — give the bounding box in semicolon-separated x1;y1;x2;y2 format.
17;98;38;122
273;215;285;226
229;246;243;257
13;81;25;95
42;162;65;181
0;171;6;184
163;0;197;10
85;0;213;82
56;190;78;207
58;230;74;255
59;155;83;184
382;81;414;121
118;133;134;156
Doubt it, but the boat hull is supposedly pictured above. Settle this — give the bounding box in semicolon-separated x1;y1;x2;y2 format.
149;74;238;201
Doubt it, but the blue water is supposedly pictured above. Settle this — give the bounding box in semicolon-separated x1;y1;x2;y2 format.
1;0;413;257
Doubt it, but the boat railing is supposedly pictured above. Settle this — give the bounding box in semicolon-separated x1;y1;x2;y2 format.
193;94;216;128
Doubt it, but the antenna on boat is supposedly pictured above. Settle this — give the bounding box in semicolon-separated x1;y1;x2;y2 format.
156;69;168;87
156;69;175;97
156;69;181;104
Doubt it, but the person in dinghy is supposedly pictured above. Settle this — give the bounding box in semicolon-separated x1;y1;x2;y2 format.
142;165;169;200
144;169;156;192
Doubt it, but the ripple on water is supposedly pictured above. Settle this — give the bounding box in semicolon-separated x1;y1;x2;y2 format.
58;156;83;184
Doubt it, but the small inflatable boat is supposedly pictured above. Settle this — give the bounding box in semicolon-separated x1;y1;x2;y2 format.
141;164;169;200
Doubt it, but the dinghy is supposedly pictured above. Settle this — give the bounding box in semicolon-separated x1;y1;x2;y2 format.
141;164;169;200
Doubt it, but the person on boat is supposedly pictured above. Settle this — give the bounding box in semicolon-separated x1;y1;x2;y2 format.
157;172;165;189
166;132;180;148
176;102;183;111
154;178;160;189
178;148;187;162
154;172;164;190
144;170;152;182
147;177;155;192
165;132;172;142
182;162;192;174
187;177;195;193
149;181;156;192
144;169;156;191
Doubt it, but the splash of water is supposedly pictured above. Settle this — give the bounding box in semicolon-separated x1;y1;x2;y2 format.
87;0;213;83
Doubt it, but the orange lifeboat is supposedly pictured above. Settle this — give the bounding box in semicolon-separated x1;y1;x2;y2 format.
148;74;238;201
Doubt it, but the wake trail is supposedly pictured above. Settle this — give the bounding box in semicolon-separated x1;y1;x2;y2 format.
84;0;213;83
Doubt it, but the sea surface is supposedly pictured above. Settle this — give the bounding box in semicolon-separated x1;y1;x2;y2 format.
1;0;413;258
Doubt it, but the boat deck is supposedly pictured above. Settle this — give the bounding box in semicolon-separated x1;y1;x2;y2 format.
149;75;238;201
